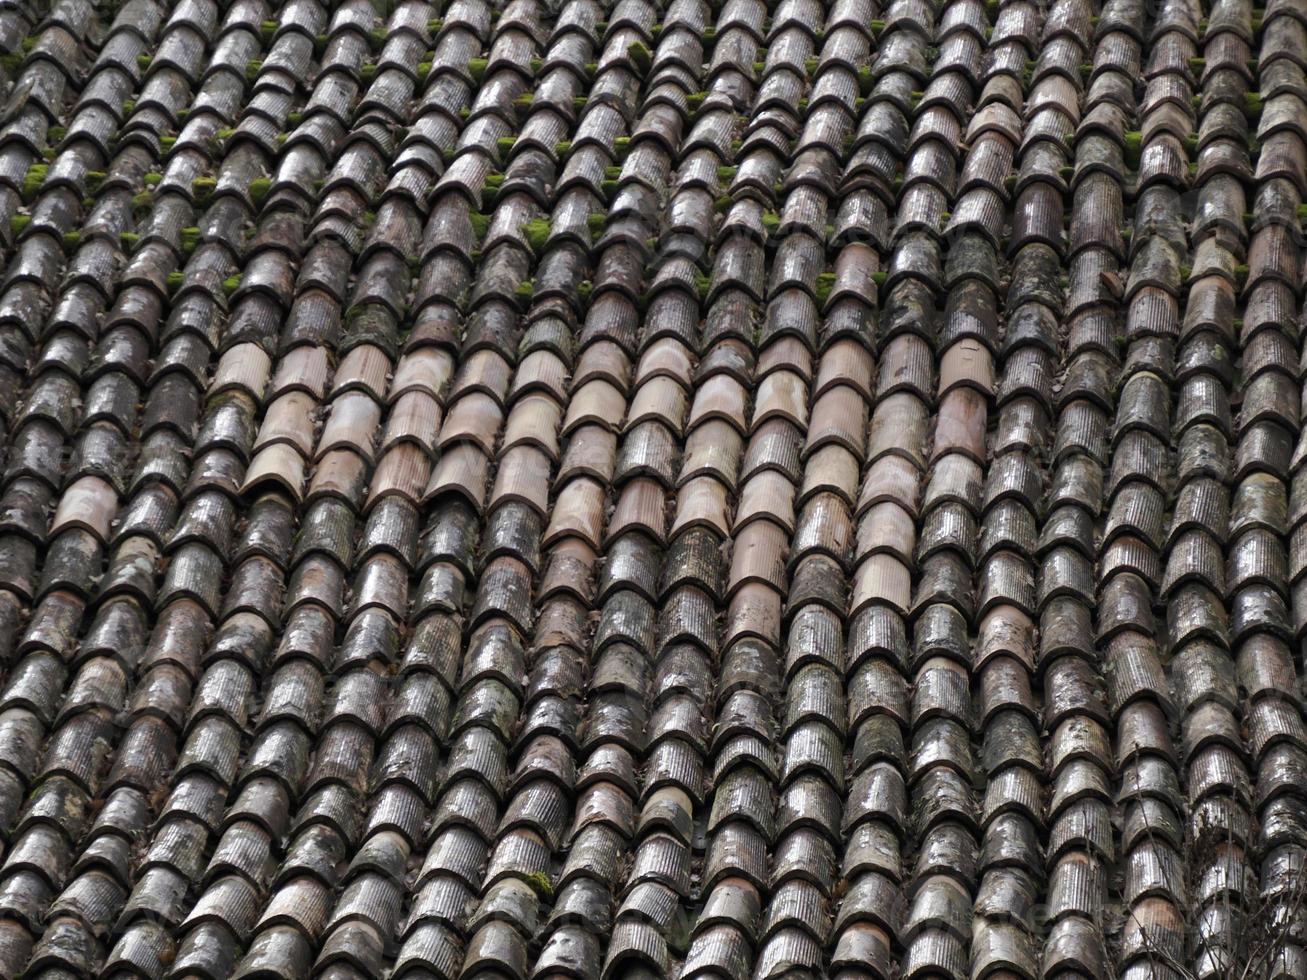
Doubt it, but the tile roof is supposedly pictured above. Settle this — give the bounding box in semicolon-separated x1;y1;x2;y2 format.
0;0;1304;977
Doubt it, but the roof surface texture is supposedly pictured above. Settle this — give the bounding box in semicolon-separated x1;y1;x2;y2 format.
0;0;1304;978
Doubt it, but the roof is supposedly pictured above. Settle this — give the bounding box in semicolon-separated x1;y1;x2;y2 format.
0;0;1305;977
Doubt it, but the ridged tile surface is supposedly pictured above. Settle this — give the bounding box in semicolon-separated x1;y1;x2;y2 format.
0;0;1304;978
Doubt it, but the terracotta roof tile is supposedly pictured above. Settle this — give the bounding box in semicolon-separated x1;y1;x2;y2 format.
0;0;1305;977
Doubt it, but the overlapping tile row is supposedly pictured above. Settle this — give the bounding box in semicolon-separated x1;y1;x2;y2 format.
402;2;603;972
0;0;163;820
183;3;446;977
729;0;887;977
1111;2;1195;975
387;0;608;972
1248;0;1307;976
825;1;929;973
77;0;347;972
679;0;880;974
227;0;477;971
0;1;280;974
931;0;1045;976
1036;0;1118;974
0;0;1306;978
0;0;139;665
583;0;733;976
0;0;168;635
1162;0;1252;974
895;0;998;976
